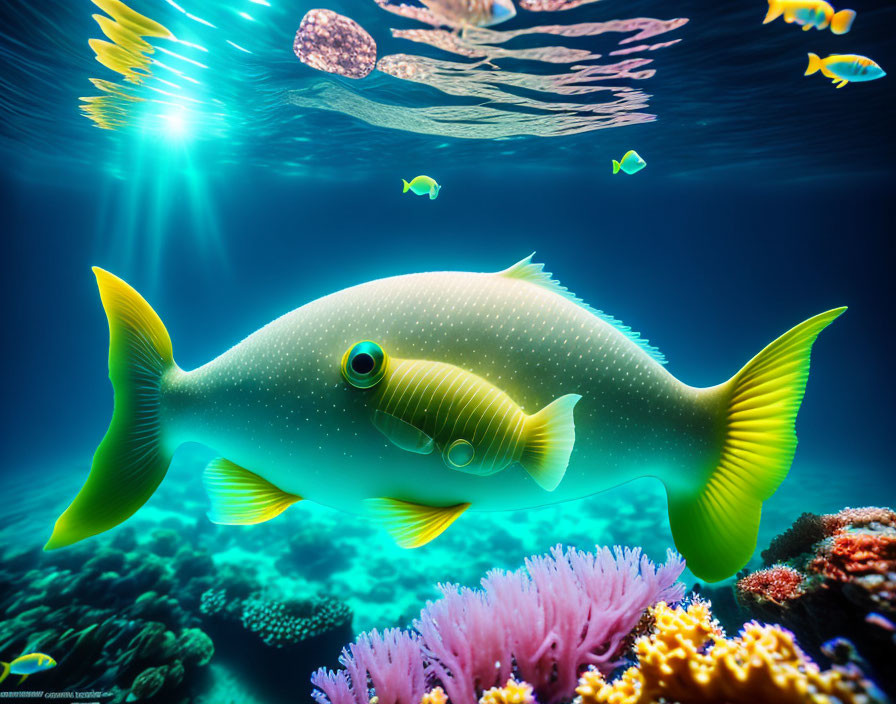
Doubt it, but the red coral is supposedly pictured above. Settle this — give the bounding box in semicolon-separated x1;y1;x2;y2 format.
821;507;896;535
736;565;805;605
810;532;896;581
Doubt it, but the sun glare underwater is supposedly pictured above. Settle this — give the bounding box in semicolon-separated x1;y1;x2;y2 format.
0;0;894;702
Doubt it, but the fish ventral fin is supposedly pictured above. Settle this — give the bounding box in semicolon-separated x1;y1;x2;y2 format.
203;458;302;525
364;498;470;548
497;254;667;364
520;393;581;491
666;307;846;582
45;268;177;551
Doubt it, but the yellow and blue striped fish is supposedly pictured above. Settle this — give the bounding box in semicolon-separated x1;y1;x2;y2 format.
805;53;885;88
0;653;56;686
341;341;580;493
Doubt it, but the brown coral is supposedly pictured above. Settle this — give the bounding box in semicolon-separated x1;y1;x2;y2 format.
821;507;896;535
737;565;805;605
575;602;882;704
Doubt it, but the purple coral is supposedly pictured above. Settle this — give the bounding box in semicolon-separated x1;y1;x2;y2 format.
311;545;685;704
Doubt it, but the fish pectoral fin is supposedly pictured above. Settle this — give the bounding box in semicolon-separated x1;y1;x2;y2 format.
373;410;435;454
202;458;301;525
364;498;470;548
520;393;581;491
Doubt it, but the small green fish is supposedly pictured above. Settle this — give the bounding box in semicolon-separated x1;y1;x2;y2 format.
612;150;646;175
0;653;56;686
402;175;441;200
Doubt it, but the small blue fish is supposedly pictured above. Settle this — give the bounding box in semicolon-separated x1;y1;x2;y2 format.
612;150;646;175
0;653;56;686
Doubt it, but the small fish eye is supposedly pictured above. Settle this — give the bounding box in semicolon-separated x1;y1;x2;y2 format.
342;341;387;389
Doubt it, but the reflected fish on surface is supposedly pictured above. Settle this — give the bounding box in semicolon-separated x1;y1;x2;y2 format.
421;0;517;28
46;257;845;582
764;0;855;34
805;53;885;88
612;150;646;175
0;653;56;686
402;175;441;199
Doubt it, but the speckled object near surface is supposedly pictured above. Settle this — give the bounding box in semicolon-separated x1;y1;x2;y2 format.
293;10;377;79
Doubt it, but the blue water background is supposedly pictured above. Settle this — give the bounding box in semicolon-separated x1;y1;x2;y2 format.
1;0;895;598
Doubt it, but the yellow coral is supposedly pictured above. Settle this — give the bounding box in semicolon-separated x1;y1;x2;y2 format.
576;602;872;704
421;687;448;704
479;679;536;704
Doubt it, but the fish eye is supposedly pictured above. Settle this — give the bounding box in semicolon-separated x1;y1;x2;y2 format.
341;341;387;389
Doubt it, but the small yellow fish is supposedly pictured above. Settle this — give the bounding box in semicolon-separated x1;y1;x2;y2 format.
764;0;855;34
402;175;441;200
0;653;56;686
805;53;886;88
612;150;646;175
341;341;580;496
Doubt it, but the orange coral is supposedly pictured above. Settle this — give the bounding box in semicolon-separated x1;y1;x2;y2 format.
478;679;536;704
737;565;805;605
810;532;896;581
575;602;877;704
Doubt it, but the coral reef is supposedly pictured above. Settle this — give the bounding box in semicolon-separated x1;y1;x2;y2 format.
575;601;886;704
0;518;351;702
198;589;351;648
737;564;805;604
736;506;896;698
311;545;685;704
478;680;536;704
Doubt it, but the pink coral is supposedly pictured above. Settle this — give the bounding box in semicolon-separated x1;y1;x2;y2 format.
312;545;685;704
736;565;805;605
311;628;427;704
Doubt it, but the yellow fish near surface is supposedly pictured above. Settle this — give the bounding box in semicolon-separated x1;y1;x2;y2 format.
402;175;441;200
805;53;886;88
763;0;855;33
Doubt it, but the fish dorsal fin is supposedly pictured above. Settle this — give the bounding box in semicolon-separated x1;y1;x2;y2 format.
203;458;301;525
497;253;667;365
364;498;470;548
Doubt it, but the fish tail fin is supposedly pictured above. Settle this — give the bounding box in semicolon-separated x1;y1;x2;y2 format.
402;179;411;193
520;394;581;492
0;662;9;685
612;160;621;174
666;307;846;582
45;268;179;550
805;52;823;75
763;0;783;23
830;9;855;34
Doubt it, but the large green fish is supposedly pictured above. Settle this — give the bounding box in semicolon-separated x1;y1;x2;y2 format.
46;256;845;581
